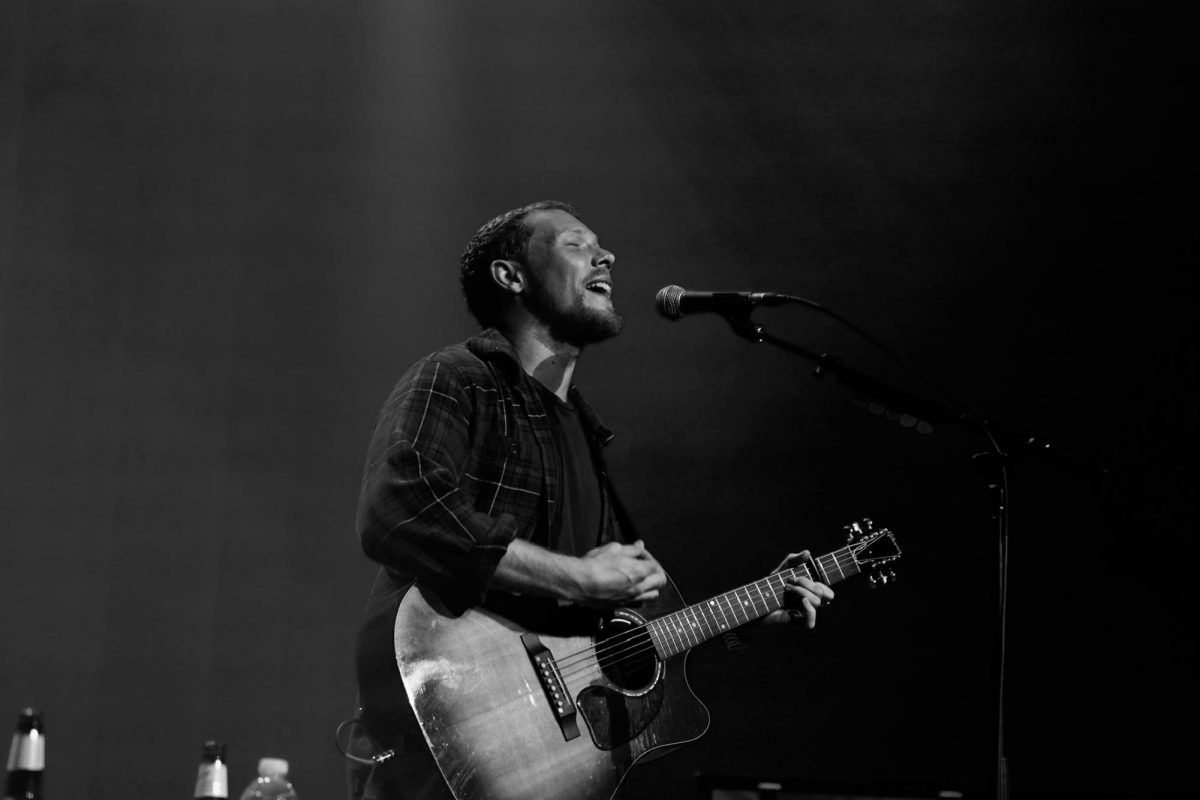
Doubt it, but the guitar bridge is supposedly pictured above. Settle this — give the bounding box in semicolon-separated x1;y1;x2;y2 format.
521;632;580;742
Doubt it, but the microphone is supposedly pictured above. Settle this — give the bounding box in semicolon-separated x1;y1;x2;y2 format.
654;284;793;320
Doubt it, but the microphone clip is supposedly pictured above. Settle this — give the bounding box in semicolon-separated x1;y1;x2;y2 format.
720;309;766;343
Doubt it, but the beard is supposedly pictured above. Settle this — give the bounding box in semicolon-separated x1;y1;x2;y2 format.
524;279;623;347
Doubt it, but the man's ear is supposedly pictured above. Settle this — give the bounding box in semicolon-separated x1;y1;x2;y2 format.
489;259;526;296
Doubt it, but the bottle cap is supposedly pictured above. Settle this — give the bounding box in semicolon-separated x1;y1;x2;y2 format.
16;708;43;733
201;740;226;763
257;758;288;777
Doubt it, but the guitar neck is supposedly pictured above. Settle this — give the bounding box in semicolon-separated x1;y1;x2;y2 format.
645;546;860;659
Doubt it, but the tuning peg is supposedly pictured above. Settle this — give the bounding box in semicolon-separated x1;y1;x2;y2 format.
844;521;863;542
862;518;874;531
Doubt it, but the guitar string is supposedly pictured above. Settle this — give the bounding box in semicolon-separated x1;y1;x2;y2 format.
554;574;805;684
552;558;852;683
550;572;801;682
551;550;852;678
552;547;872;683
549;551;868;690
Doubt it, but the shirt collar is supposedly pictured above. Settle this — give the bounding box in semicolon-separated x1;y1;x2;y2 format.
466;327;524;382
467;328;616;447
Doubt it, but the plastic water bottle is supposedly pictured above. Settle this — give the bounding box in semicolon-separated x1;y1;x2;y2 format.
193;741;228;800
237;759;297;800
4;708;45;800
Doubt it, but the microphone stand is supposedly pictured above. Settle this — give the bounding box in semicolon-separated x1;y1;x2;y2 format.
717;307;1107;478
717;306;1108;800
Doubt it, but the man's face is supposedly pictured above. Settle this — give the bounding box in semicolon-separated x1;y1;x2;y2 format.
519;209;622;346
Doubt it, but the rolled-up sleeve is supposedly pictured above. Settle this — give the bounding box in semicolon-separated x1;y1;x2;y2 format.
357;358;516;606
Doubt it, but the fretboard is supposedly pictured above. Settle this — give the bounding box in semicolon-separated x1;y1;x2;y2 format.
645;545;860;659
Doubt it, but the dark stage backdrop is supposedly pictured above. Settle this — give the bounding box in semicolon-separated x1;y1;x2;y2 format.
1;2;1194;799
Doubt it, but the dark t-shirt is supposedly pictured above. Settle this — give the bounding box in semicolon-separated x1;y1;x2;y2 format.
533;378;604;557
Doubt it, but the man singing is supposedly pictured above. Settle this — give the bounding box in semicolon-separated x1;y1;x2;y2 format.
348;201;833;799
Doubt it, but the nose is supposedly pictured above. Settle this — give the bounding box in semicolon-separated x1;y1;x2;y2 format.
594;247;615;270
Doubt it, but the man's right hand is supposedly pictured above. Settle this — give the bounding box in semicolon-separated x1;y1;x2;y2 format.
492;538;667;608
577;539;667;606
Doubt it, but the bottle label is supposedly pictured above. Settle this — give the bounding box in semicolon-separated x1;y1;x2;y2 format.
5;731;45;771
194;762;228;798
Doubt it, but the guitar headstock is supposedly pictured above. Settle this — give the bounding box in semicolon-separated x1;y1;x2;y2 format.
844;519;902;588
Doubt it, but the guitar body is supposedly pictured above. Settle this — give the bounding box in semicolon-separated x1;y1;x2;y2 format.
392;522;902;800
394;579;711;800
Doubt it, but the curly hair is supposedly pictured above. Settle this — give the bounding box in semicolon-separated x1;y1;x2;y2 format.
459;200;579;328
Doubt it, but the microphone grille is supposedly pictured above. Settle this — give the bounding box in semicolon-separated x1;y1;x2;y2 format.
655;284;685;320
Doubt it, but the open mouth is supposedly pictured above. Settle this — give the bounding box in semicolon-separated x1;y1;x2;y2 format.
586;280;613;298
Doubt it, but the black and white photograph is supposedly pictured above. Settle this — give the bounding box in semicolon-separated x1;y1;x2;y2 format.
1;3;1194;799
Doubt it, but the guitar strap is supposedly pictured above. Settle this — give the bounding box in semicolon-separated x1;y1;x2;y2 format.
570;386;640;548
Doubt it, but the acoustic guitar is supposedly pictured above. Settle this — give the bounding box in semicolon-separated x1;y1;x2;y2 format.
393;519;901;800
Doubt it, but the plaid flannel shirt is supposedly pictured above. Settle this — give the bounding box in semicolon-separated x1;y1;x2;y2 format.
357;328;633;613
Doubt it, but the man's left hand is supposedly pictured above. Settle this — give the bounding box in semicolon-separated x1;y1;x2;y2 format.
762;550;834;629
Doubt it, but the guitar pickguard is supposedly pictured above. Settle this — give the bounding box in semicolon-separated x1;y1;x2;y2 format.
577;677;665;750
574;608;667;750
